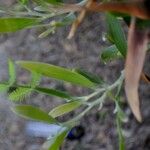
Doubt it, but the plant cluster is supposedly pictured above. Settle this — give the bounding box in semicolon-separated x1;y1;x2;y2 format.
0;0;149;150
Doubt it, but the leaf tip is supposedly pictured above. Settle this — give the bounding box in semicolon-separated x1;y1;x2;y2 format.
125;86;142;122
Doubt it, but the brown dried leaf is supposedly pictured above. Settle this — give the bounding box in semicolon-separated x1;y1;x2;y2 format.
67;0;94;39
125;18;149;122
141;72;150;83
88;1;150;20
61;1;150;20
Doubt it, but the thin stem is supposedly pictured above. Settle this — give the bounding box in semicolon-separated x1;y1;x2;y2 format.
63;71;124;126
83;88;105;101
116;115;125;150
63;106;92;127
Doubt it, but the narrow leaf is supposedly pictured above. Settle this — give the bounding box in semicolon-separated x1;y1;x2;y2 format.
43;127;69;150
88;1;150;20
35;87;73;99
33;0;61;5
8;59;16;86
17;61;95;88
30;72;41;88
75;68;104;84
49;101;81;118
12;105;57;124
0;83;9;92
125;18;149;122
100;45;122;63
0;18;40;33
106;13;127;57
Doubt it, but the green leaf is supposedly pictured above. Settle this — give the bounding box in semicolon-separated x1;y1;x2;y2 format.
17;61;96;88
0;18;40;33
35;87;73;99
7;84;74;100
74;68;104;84
100;45;122;63
19;0;29;5
0;83;9;92
33;0;61;5
12;105;58;124
43;127;69;150
106;13;127;57
44;0;62;5
123;16;150;29
49;101;81;118
30;72;41;88
136;19;150;29
115;102;128;123
8;59;16;86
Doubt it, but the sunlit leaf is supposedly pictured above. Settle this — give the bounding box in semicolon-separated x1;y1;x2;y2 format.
8;59;16;86
43;127;69;150
49;101;81;118
12;105;58;124
0;18;40;33
19;0;29;5
33;0;61;5
17;61;96;88
0;83;9;92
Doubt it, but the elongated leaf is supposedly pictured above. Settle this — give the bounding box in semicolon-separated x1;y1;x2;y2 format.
125;18;149;122
12;105;57;124
0;18;40;33
35;87;73;99
43;127;69;150
8;59;16;86
49;101;81;118
75;68;103;84
7;84;74;100
33;0;61;5
17;61;95;88
100;45;122;63
88;1;150;20
106;13;127;57
0;83;9;92
30;72;41;88
115;101;128;123
19;0;29;5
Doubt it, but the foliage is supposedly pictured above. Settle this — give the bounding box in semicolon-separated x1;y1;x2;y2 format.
0;0;149;150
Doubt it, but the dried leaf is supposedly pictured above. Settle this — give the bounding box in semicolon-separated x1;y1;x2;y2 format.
67;0;94;39
141;72;150;83
88;1;150;20
62;1;150;20
125;18;149;122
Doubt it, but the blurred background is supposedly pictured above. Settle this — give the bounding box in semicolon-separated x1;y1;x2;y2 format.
0;0;150;150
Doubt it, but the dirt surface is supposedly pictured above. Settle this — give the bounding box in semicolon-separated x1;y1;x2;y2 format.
0;1;150;150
